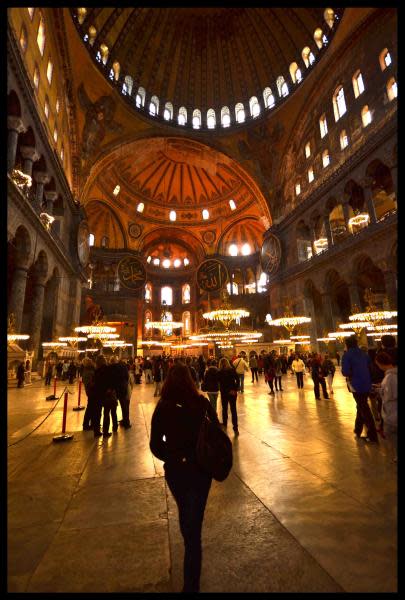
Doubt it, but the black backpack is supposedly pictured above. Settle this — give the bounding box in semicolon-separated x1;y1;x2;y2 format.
196;410;233;482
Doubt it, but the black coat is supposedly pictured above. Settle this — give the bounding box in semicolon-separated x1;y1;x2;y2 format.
202;366;220;392
218;367;239;394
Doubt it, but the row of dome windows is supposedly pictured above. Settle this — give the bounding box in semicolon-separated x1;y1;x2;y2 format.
295;50;397;197
112;188;238;218
76;8;338;129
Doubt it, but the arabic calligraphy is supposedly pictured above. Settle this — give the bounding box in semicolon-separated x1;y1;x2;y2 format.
260;234;281;275
118;257;146;290
197;260;228;292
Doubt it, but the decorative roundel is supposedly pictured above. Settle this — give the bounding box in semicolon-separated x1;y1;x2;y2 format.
128;222;142;239
77;220;90;267
202;230;216;244
196;259;228;292
117;255;146;291
260;233;281;275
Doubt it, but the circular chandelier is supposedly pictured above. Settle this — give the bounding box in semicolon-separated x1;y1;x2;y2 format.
11;168;32;189
102;339;126;350
145;301;183;334
190;331;262;343
42;341;68;349
8;334;30;343
349;289;397;327
203;307;250;329
328;331;354;342
348;213;369;228
317;336;336;342
290;335;310;340
58;336;88;347
273;339;292;344
88;332;120;341
266;314;311;334
339;322;369;335
75;325;116;334
367;324;397;331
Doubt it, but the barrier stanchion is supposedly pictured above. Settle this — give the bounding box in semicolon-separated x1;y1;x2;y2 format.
73;378;85;411
46;376;58;401
53;391;74;443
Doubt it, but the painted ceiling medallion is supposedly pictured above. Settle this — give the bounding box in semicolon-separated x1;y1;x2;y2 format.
128;222;142;239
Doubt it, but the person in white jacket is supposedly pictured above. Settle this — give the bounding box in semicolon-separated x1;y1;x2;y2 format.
232;355;249;393
291;355;305;389
375;351;397;461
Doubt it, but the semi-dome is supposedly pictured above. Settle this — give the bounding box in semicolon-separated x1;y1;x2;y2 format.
71;7;342;130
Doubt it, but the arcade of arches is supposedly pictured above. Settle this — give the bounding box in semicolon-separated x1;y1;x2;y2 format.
7;6;397;595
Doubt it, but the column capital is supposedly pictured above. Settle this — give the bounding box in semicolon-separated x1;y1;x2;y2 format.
33;171;51;185
20;145;40;163
7;116;27;134
44;190;58;202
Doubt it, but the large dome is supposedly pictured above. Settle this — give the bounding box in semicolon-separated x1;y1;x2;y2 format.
71;7;342;129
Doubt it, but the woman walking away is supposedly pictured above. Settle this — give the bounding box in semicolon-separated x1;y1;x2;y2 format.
201;359;220;413
322;353;336;395
218;358;240;434
311;354;329;400
249;354;259;383
292;354;305;389
274;355;284;391
150;364;219;593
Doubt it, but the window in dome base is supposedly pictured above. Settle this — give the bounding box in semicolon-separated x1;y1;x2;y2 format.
333;86;347;121
202;209;209;220
174;259;181;268
241;243;251;256
295;183;301;196
183;258;190;266
361;105;372;127
137;202;144;213
322;150;330;168
164;102;173;121
192;109;201;129
229;199;236;211
229;244;238;256
305;142;311;158
340;130;349;150
263;87;275;109
149;95;159;116
153;258;160;266
89;233;95;246
162;259;171;269
379;48;392;71
249;97;260;118
169;210;176;221
207;109;216;129
178;106;187;125
352;70;365;98
387;78;397;101
308;167;314;183
136;87;145;108
37;13;45;56
113;185;120;196
235;103;245;123
319;114;328;138
221;106;231;127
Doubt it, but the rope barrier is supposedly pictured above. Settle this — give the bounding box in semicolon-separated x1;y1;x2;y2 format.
8;386;72;447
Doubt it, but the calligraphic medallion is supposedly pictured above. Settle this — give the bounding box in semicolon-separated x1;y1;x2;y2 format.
196;259;228;293
260;233;281;275
117;256;146;291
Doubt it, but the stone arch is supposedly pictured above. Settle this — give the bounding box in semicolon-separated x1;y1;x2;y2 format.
323;268;351;325
12;225;32;268
85;199;127;249
344;179;365;213
41;267;61;343
352;254;386;309
8;90;22;117
365;158;396;219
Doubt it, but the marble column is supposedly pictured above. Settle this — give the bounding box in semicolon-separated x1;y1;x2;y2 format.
342;202;351;232
311;229;317;256
8;266;29;333
7;116;26;173
348;283;362;312
20;145;40;178
383;270;397;310
33;172;50;212
303;295;319;352
320;292;335;332
364;186;377;224
28;275;47;368
323;215;333;248
44;190;58;215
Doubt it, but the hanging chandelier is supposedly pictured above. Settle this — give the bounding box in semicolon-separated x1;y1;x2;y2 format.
7;313;30;344
366;324;397;332
102;339;126;351
328;331;354;342
58;336;88;347
273;339;293;344
290;335;310;340
42;341;68;350
266;312;311;334
144;301;183;334
349;289;397;327
339;322;369;335
317;336;336;342
203;291;250;330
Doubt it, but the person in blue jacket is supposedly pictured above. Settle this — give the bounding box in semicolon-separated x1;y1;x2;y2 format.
341;335;378;443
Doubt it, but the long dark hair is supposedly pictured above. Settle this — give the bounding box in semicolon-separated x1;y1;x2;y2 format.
160;363;201;408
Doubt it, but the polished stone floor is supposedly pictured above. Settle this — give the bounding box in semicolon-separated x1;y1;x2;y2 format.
8;368;397;592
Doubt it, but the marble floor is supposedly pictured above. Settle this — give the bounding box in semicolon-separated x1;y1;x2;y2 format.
7;368;397;593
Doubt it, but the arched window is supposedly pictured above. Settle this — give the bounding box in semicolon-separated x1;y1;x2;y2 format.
89;233;95;246
229;244;238;256
324;8;335;28
19;24;28;53
229;199;236;211
277;76;289;98
144;310;152;336
207;108;216;129
352;70;365;98
305;142;311;158
109;68;114;81
178;106;187;125
202;209;209;220
56;98;60;113
182;311;191;334
192;109;201;129
124;75;133;96
137;202;144;213
149;95;159;116
47;59;53;84
387;77;397;101
161;286;173;306
379;48;392;71
333;86;347;121
135;87;145;108
235;103;245;123
182;284;191;304
289;63;302;84
88;26;97;46
112;61;120;81
226;282;238;295
314;28;323;49
164;102;173;121
44;96;49;119
145;283;152;303
183;257;189;266
361;105;372;127
37;13;46;56
169;210;176;221
53;127;58;143
295;183;301;196
302;47;315;68
263;87;275;109
101;235;109;248
319;113;328;138
28;8;35;20
100;44;109;65
33;65;40;89
162;259;171;269
60;145;64;163
322;149;330;168
220;106;231;127
241;243;251;256
308;167;314;183
340;130;349;150
249;96;260;117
